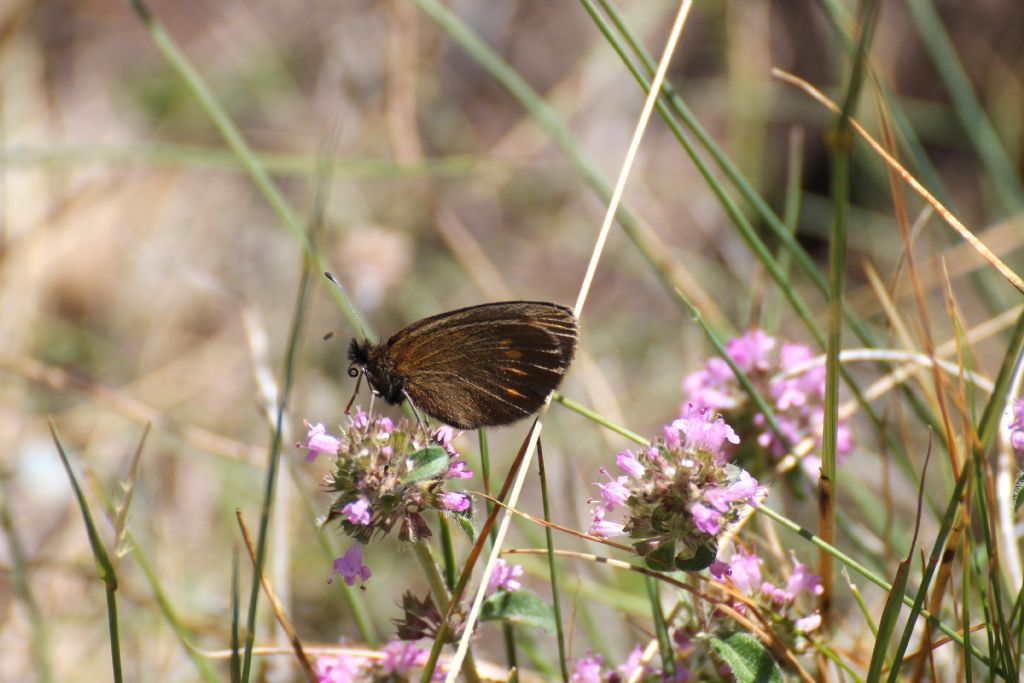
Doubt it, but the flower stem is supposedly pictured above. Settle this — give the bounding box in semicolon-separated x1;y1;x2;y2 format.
412;540;482;683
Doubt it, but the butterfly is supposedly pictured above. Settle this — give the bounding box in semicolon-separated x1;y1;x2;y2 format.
346;301;578;430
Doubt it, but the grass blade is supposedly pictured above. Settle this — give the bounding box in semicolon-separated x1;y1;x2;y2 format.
49;421;123;683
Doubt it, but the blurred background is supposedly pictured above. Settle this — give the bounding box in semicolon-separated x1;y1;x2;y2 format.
2;0;1023;680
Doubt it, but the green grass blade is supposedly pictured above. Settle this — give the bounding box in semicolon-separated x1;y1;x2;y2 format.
536;440;568;681
645;575;674;678
904;0;1024;214
124;0;364;339
49;422;123;683
231;547;241;683
239;248;315;681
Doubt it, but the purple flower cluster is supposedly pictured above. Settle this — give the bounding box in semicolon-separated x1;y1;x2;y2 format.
1011;400;1024;453
302;410;474;585
684;329;852;477
588;407;765;571
315;639;442;682
710;547;822;643
485;558;524;596
568;548;822;681
571;647;667;682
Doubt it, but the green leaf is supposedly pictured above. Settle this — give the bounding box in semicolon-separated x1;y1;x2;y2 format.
676;543;717;572
642;541;676;572
454;514;476;543
1014;470;1024;512
401;446;450;484
479;589;556;633
709;632;784;683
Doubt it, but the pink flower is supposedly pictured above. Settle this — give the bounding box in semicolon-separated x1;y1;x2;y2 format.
684;357;736;410
761;559;821;604
785;560;823;598
379;640;427;675
315;651;368;683
439;491;470;512
303;421;342;462
726;547;763;594
705;471;763;511
589;507;625;538
616;645;647;681
1011;400;1024;452
433;425;462;456
572;651;606;683
616;450;645;478
690;502;721;535
596;467;630;510
448;460;474;479
329;544;371;587
727;329;775;372
664;423;681;449
485;559;524;595
341;498;371;525
671;405;740;455
351;410;369;429
795;612;822;633
708;560;731;580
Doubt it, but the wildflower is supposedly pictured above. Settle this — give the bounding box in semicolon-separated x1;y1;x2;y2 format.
315;650;368;683
616;449;645;478
595;467;630;510
796;612;822;634
588;506;625;539
708;559;731;580
589;409;765;570
329;544;371;587
760;557;824;605
683;329;853;475
690;502;722;535
379;640;428;676
303;421;342;462
341;498;371;526
485;559;525;596
670;404;740;455
571;651;606;683
710;547;821;654
725;547;763;594
617;645;649;681
439;491;471;513
1010;400;1024;452
302;408;473;546
447;460;474;479
433;425;462;456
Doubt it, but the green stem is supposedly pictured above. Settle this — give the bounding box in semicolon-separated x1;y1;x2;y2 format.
50;424;123;683
645;576;674;677
537;441;568;681
412;541;482;683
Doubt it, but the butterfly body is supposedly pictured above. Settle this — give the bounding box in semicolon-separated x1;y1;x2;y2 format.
347;301;578;430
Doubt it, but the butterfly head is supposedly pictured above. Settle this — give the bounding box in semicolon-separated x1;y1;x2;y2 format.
347;338;406;405
347;338;372;375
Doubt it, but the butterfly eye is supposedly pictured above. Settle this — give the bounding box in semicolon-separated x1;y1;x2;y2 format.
347;365;360;379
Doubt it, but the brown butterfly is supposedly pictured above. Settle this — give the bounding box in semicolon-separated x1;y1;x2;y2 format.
345;301;578;430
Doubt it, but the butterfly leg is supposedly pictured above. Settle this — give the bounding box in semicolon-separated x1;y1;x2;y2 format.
402;390;429;431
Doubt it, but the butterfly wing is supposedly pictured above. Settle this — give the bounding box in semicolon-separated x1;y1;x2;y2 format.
385;302;578;429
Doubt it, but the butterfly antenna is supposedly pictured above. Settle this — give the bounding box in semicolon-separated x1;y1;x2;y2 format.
324;271;369;340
